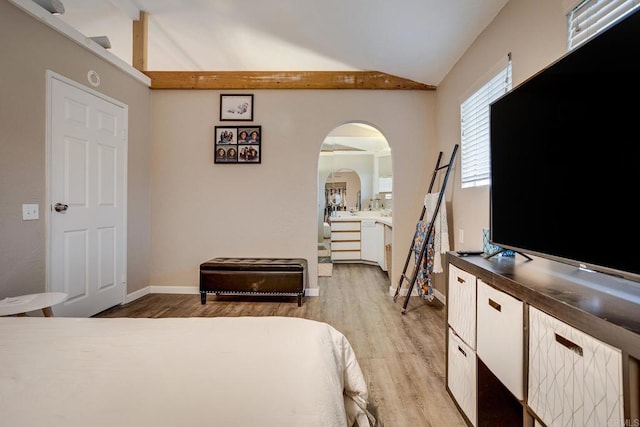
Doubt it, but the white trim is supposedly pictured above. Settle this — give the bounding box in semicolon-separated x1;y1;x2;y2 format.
150;285;200;294
563;0;584;14
458;53;511;104
9;0;150;87
124;286;150;303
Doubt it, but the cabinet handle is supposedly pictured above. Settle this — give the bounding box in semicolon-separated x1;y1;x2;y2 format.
555;333;583;357
488;298;501;312
456;276;466;284
458;345;467;357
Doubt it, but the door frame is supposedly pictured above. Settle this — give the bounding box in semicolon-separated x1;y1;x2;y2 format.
45;70;128;304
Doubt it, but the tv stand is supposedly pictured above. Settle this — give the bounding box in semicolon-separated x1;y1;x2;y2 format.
445;252;640;426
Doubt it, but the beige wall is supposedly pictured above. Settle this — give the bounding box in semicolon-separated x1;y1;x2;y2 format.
435;0;568;286
0;2;152;298
150;90;437;291
1;0;578;301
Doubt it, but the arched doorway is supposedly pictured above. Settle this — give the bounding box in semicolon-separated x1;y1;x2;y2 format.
317;122;392;275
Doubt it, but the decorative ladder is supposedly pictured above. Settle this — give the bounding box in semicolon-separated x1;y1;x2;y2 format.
393;144;459;314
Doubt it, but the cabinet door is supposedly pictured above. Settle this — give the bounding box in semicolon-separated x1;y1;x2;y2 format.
447;264;477;349
528;306;623;427
448;327;477;426
360;221;377;262
375;223;386;269
476;280;523;400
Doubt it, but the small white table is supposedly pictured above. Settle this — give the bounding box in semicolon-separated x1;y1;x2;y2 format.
0;292;68;317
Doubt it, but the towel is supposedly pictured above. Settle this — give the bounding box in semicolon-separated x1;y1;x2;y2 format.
424;192;450;273
414;221;435;301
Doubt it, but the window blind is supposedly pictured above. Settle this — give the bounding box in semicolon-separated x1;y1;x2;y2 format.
568;0;640;49
460;60;512;188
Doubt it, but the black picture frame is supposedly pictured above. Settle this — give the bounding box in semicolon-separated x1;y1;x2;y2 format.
214;125;261;164
220;94;253;121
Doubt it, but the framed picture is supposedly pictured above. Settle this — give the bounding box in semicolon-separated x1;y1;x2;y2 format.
220;94;253;121
215;125;261;164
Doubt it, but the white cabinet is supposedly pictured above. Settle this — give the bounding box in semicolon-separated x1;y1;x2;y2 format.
476;280;524;400
331;218;390;266
331;220;361;261
360;220;377;262
447;263;478;426
448;328;477;426
447;264;477;349
528;306;623;427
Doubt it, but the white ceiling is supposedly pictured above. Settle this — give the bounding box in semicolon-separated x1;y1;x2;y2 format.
54;0;509;86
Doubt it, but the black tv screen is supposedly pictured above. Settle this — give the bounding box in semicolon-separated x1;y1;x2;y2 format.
489;7;640;282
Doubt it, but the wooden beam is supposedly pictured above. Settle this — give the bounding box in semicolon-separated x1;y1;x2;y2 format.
132;11;148;72
143;71;436;90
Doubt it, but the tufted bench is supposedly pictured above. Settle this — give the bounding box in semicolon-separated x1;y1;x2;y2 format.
199;258;308;306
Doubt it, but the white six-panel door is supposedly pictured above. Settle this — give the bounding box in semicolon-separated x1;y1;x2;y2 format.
48;72;127;317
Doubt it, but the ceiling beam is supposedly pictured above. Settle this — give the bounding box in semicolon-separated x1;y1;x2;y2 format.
132;11;148;72
143;71;436;90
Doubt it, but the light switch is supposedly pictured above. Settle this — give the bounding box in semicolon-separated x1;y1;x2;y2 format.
22;204;39;220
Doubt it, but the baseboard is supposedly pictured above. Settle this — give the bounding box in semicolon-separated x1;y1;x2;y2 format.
124;286;150;304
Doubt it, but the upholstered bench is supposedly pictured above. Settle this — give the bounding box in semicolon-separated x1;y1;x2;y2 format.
199;258;308;306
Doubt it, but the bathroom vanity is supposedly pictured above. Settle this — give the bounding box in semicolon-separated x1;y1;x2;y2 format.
329;212;391;270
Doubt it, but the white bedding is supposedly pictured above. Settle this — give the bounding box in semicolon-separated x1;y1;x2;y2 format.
0;316;373;427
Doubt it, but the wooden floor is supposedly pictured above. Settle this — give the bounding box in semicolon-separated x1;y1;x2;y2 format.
95;263;467;427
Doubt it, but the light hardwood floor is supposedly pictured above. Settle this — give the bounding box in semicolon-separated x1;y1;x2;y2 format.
95;263;467;427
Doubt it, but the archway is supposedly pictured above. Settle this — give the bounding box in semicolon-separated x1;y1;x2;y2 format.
317;122;392;275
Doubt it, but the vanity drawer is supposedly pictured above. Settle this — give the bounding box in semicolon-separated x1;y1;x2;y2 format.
476;280;523;400
331;231;361;241
331;241;360;251
330;221;361;231
331;250;360;260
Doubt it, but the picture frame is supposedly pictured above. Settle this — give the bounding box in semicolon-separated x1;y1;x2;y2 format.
220;94;254;121
214;125;261;164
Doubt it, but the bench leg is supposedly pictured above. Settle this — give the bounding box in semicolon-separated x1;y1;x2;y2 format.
297;293;302;307
200;292;206;305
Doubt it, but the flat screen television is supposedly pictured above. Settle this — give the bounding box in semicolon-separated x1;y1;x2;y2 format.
489;7;640;283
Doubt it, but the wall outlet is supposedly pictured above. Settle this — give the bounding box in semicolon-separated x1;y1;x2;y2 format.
458;229;464;244
22;203;39;220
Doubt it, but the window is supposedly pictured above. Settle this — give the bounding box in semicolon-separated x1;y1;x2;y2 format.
460;58;512;188
378;176;392;193
567;0;640;50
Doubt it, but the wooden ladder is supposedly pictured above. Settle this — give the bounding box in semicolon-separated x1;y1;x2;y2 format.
393;144;458;314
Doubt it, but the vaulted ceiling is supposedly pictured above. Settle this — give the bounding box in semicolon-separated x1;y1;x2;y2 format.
55;0;509;88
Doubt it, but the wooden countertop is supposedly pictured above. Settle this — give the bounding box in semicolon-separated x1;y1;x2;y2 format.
448;252;640;359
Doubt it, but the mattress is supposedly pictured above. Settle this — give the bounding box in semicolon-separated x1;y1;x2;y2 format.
0;316;374;427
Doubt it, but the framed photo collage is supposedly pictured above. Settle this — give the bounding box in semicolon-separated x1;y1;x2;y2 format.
215;94;261;164
214;125;261;164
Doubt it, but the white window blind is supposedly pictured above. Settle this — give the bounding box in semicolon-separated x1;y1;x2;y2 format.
460;60;512;188
568;0;640;50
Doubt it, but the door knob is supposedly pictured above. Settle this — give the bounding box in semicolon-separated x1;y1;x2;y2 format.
54;203;69;213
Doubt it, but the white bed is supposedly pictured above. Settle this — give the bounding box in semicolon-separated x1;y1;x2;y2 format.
0;316;374;427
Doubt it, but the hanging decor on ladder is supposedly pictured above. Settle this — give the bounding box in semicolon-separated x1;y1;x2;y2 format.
393;144;459;314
